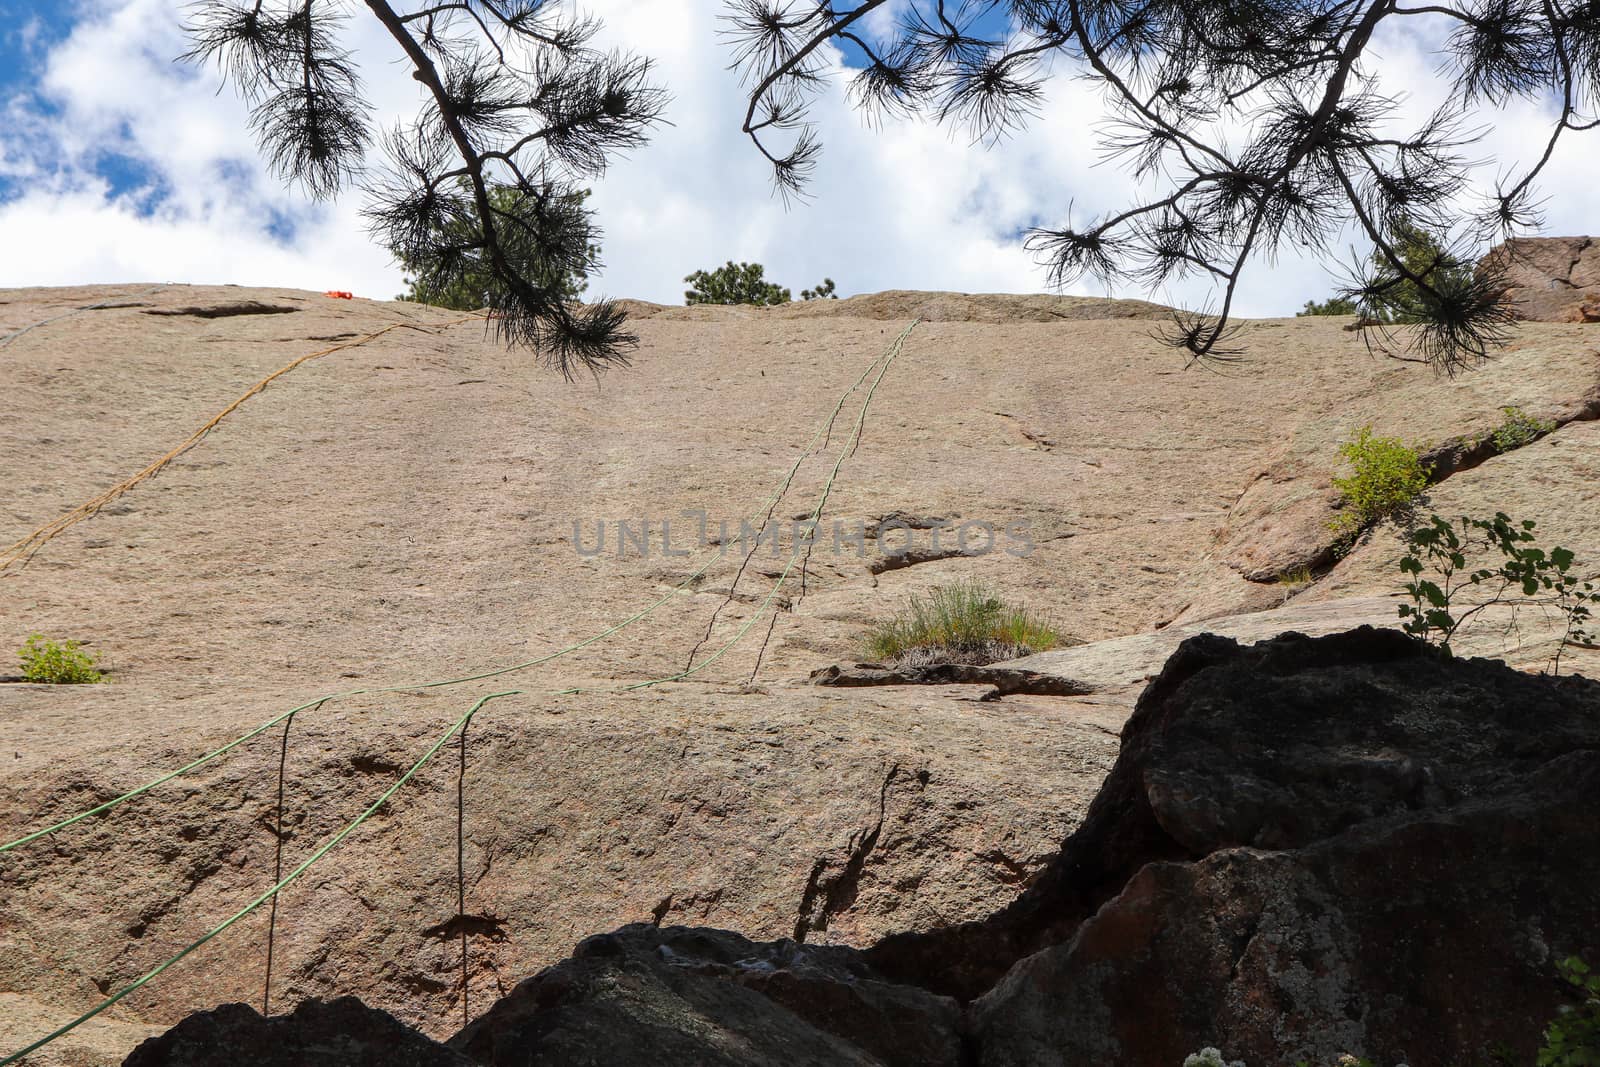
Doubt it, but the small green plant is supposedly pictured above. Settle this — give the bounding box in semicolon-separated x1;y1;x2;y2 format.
1489;405;1556;454
800;278;837;300
18;634;104;684
1329;426;1432;541
1539;957;1600;1066
1397;513;1595;671
864;580;1060;667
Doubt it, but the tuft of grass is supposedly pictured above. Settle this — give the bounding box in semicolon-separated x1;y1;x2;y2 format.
1277;565;1315;588
1490;405;1556;454
18;633;104;684
863;580;1061;667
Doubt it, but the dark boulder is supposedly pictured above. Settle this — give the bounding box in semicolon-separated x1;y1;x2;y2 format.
123;996;472;1066
448;924;962;1067
971;748;1600;1065
868;628;1600;1003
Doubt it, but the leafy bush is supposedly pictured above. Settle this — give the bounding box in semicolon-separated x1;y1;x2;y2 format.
1189;1050;1392;1067
864;580;1060;667
683;261;838;306
1397;513;1595;671
1490;405;1556;454
1540;956;1600;1066
1329;426;1432;539
18;634;104;684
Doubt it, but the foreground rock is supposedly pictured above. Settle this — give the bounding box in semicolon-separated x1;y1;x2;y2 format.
129;629;1600;1066
124;998;471;1066
453;926;961;1067
962;628;1600;1065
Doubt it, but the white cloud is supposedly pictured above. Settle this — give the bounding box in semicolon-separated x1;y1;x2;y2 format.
1;2;1598;315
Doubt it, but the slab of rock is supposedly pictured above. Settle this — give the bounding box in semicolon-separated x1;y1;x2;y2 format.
6;284;1600;1060
0;993;157;1067
810;661;1091;696
995;595;1402;692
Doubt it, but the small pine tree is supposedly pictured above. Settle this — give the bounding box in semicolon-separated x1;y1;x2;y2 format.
684;261;791;305
1302;218;1473;324
182;0;665;376
395;181;597;311
1371;217;1474;323
1298;296;1358;316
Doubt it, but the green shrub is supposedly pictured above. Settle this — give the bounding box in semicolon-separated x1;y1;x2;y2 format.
1490;405;1556;454
1183;1049;1245;1067
18;634;104;684
1329;426;1432;539
1540;956;1600;1066
864;580;1060;666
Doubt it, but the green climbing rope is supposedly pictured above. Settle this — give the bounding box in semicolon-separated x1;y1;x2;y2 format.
0;691;521;1067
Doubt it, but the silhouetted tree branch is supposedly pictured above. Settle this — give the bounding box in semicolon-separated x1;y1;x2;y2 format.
726;0;1598;370
183;0;665;377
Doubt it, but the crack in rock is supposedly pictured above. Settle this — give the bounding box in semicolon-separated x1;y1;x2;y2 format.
422;913;509;942
811;662;1094;697
145;302;299;319
792;765;901;942
868;547;985;574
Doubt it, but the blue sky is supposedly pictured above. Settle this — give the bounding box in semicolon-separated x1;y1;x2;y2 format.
0;0;152;201
0;1;1011;214
2;1;1598;309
